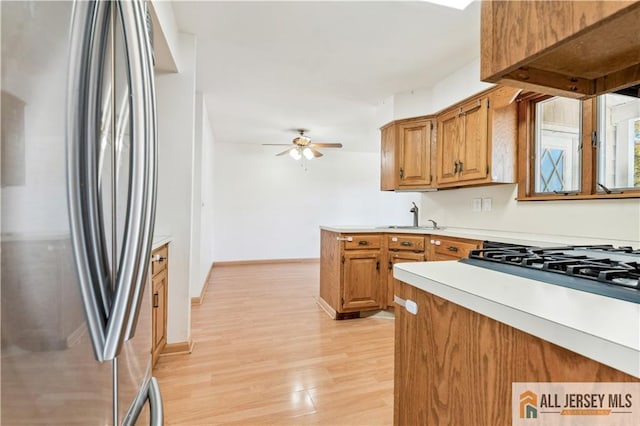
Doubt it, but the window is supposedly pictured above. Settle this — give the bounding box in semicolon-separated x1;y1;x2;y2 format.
534;97;581;194
596;93;640;192
517;92;640;200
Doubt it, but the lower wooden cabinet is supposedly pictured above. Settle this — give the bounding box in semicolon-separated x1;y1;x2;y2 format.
342;251;382;311
394;281;640;425
428;235;481;261
385;234;426;307
151;244;168;368
320;230;384;318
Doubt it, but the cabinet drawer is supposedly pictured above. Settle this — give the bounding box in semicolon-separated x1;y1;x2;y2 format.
430;237;481;260
387;234;425;252
151;244;168;276
343;234;382;250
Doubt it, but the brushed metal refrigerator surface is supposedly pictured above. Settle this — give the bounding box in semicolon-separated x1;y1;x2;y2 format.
1;1;159;424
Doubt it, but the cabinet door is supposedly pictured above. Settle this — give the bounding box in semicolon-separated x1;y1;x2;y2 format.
435;109;460;185
398;120;432;187
151;268;167;367
458;97;489;182
380;124;397;191
342;251;381;311
387;251;425;307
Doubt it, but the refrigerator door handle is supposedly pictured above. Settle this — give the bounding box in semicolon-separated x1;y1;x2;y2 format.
67;0;113;362
68;0;155;362
124;0;158;341
102;0;157;360
123;376;163;426
148;377;164;425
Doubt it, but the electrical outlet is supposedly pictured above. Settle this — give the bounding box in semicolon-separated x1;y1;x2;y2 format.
472;198;482;212
482;197;492;211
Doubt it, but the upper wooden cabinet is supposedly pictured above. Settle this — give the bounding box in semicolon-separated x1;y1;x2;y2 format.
435;86;519;188
481;0;640;98
380;116;435;191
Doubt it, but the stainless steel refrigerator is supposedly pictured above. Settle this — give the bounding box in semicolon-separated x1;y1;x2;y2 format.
1;1;163;424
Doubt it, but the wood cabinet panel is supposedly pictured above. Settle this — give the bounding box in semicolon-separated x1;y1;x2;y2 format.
380;117;435;191
394;281;640;426
151;244;168;276
380;124;397;191
342;251;381;311
435;109;459;185
387;234;425;252
436;86;518;188
458;98;489;182
320;230;384;317
398;120;432;187
344;234;382;250
151;244;169;369
481;0;640;98
428;236;481;261
387;251;425;307
151;268;167;368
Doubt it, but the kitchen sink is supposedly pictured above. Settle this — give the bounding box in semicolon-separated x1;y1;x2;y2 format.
379;225;444;230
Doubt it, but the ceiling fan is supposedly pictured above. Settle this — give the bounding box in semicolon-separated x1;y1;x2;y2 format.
263;129;343;160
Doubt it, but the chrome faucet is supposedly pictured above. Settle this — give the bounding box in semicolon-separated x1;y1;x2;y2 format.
410;202;419;227
427;219;438;229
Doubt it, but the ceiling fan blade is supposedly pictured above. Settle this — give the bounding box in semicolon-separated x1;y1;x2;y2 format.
276;148;293;156
310;142;343;148
262;143;293;146
309;147;324;158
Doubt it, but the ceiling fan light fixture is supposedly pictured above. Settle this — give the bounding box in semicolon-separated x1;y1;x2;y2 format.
302;147;314;160
289;147;302;160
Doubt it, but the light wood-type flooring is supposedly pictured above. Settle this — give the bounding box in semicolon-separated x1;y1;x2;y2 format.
153;261;394;425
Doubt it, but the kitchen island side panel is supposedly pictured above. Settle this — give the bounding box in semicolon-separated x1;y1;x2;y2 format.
320;229;341;311
394;280;640;426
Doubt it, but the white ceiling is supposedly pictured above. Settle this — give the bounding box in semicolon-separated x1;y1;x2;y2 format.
172;0;481;152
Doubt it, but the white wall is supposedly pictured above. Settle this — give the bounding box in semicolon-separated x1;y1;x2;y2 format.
188;93;204;299
188;93;216;298
422;184;640;244
154;33;196;344
212;143;421;262
198;99;216;290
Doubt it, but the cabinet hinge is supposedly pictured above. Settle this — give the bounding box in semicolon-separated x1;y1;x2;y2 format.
429;174;433;184
486;99;490;109
399;168;404;179
341;255;345;263
376;260;380;271
486;165;489;175
591;131;598;149
341;297;344;306
430;121;434;131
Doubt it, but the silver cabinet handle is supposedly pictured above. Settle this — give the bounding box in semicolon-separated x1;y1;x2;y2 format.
67;0;112;362
394;295;418;315
148;377;164;426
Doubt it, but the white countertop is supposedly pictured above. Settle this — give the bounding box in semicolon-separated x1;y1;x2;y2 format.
320;225;639;248
394;261;640;378
152;234;172;250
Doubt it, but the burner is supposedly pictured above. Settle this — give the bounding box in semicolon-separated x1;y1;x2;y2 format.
464;244;640;303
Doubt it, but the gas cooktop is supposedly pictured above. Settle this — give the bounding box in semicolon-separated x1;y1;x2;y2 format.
460;245;640;303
